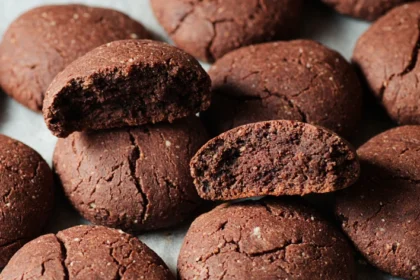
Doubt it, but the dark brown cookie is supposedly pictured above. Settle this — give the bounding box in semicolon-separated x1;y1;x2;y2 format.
321;0;410;21
190;120;360;200
202;40;363;138
53;117;207;233
353;3;420;125
150;0;303;62
0;134;54;268
0;4;150;111
0;225;175;280
178;198;355;280
43;39;211;138
336;126;420;279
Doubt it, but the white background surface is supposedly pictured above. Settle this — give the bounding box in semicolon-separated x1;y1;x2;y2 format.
0;1;399;279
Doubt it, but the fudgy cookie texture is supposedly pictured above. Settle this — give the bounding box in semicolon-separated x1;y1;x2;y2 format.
0;135;54;268
202;40;363;138
353;3;420;125
0;4;150;111
0;225;175;280
321;0;410;21
190;120;360;200
178;198;355;280
150;0;303;62
53;117;207;233
43;39;211;138
336;126;420;279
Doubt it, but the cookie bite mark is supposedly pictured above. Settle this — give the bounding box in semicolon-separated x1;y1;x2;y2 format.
190;120;360;200
43;39;211;137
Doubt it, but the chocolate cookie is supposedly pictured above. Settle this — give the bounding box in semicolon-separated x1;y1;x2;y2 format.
190;120;360;200
0;134;54;268
0;225;174;280
321;0;409;21
0;4;150;111
43;39;211;138
53;117;207;233
353;3;420;125
202;40;363;138
336;126;420;279
150;0;303;62
178;198;355;280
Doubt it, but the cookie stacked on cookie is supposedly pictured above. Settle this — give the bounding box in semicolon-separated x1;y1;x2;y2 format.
44;39;212;234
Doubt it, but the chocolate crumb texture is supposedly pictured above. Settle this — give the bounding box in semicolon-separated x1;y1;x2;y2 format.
0;225;175;280
0;134;54;268
190;120;360;201
53;117;208;233
0;4;151;111
150;0;304;62
178;198;355;280
336;125;420;280
202;40;363;138
43;39;211;138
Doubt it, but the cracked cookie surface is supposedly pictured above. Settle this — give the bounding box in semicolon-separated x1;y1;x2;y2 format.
335;125;420;279
190;120;360;200
43;39;211;138
321;0;409;21
0;134;54;268
150;0;303;62
53;117;208;233
178;198;355;280
0;225;175;280
353;3;420;125
0;4;150;112
202;40;362;138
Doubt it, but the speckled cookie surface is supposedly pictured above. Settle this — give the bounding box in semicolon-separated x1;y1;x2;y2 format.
353;3;420;125
53;117;207;233
190;120;360;200
43;39;211;138
0;134;54;268
0;225;175;280
0;4;150;111
321;0;409;21
336;126;420;279
150;0;303;62
178;198;355;280
202;40;362;138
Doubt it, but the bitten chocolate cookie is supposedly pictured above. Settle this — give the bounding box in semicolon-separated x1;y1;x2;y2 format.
150;0;303;62
336;126;420;279
202;40;363;138
43;39;211;138
321;0;409;21
353;3;420;125
178;198;355;280
0;135;54;268
0;225;174;280
0;4;150;111
190;120;360;200
54;117;207;233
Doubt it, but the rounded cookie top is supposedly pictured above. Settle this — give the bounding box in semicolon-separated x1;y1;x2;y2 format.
353;3;420;125
0;225;175;280
53;117;207;233
178;198;355;280
150;0;303;62
190;120;360;200
0;134;54;268
0;4;150;111
202;40;362;138
336;126;420;279
321;0;408;21
43;39;211;138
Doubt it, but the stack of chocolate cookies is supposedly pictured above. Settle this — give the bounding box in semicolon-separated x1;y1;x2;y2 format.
0;1;419;280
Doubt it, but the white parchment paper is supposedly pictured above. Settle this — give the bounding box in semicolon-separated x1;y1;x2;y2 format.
0;1;400;279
